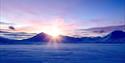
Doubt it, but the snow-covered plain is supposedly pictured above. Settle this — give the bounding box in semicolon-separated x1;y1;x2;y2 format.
0;43;125;63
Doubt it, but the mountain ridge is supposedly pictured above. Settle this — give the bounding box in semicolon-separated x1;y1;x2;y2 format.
0;30;125;44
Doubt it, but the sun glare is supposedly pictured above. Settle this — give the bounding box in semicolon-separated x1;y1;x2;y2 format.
42;26;63;37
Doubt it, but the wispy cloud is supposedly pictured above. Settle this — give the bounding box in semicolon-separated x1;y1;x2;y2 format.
0;22;13;25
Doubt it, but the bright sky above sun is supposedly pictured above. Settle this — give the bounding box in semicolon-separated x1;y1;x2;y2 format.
0;0;125;34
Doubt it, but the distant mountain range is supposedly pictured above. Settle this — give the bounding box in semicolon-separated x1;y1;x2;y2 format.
74;25;125;37
85;25;125;33
0;30;125;44
0;25;124;38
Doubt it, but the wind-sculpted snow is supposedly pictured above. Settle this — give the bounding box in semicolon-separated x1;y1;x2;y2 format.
0;44;125;63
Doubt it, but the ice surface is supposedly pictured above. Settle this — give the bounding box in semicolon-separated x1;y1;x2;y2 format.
0;43;125;63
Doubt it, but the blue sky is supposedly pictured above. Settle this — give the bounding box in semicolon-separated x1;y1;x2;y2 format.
0;0;125;33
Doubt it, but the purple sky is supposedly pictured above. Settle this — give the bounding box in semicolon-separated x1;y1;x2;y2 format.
0;0;125;33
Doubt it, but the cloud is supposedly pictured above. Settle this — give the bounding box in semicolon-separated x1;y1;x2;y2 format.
12;17;78;33
9;26;16;30
0;22;12;25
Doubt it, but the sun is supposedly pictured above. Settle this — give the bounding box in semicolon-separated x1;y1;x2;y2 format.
42;26;63;37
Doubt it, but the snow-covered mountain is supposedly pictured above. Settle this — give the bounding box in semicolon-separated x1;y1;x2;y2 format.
0;30;125;44
103;30;125;43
